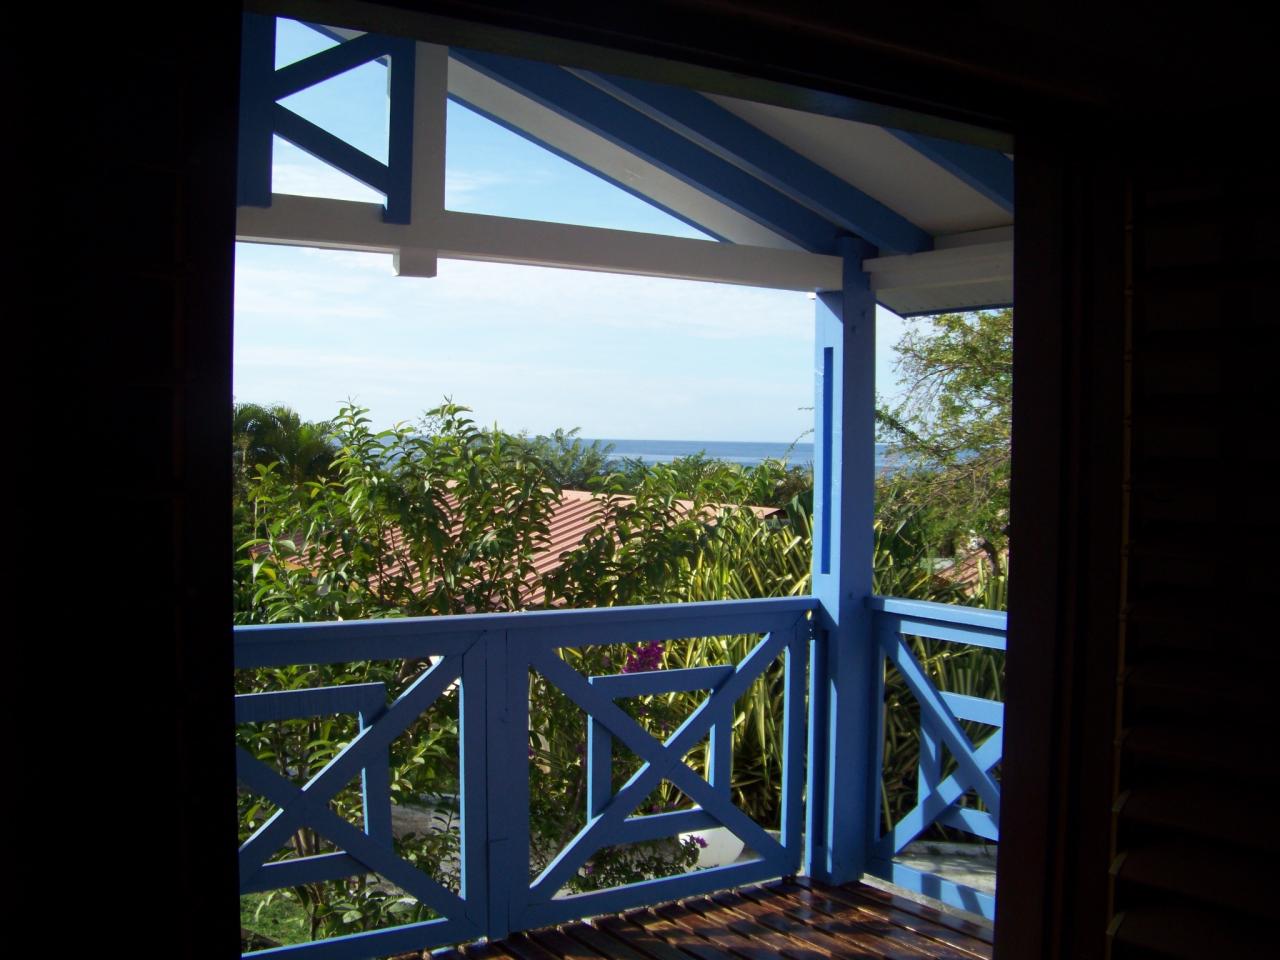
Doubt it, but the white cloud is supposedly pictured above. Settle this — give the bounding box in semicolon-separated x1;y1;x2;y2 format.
444;170;524;205
271;161;384;205
233;240;827;439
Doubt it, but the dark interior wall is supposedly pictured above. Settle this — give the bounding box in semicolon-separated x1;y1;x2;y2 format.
36;3;1275;958
997;135;1125;960
40;9;242;957
1103;144;1277;960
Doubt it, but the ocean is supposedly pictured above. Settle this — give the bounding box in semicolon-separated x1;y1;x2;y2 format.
586;439;895;471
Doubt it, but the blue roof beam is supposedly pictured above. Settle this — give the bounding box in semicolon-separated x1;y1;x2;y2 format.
578;72;933;256
887;130;1013;214
450;49;846;255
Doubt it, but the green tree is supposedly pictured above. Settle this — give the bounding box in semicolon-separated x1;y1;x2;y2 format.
511;427;617;489
876;308;1011;568
233;402;337;487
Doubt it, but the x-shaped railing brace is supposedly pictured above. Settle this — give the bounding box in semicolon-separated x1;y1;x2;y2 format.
526;627;798;901
236;655;466;920
873;620;1001;857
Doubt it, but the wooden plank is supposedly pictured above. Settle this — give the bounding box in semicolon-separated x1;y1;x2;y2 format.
527;926;613;960
681;893;838;960
501;931;567;960
562;920;666;960
614;908;741;960
829;882;992;946
460;942;522;959
708;887;911;960
736;884;950;959
652;899;793;960
799;880;992;954
445;879;997;960
773;881;989;956
593;914;710;960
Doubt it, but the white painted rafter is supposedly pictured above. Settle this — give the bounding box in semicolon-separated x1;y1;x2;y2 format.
863;237;1012;315
236;195;842;290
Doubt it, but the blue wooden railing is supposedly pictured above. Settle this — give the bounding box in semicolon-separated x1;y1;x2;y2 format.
867;596;1007;920
236;597;814;958
235;595;1004;957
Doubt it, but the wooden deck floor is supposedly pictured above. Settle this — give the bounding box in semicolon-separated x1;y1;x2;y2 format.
420;878;993;960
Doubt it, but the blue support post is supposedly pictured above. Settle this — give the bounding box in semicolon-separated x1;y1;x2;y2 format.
237;13;275;207
806;235;880;884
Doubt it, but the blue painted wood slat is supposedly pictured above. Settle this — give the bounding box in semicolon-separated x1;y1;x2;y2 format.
459;633;491;929
237;13;276;208
240;852;371;895
482;630;517;939
273;104;390;194
236;598;814;666
780;620;809;872
272;32;396;100
888;616;1008;650
234;682;386;724
234;616;486;667
868;595;1007;633
383;36;415;224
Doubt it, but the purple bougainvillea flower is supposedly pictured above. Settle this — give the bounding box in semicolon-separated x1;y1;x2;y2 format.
692;835;708;848
622;640;665;674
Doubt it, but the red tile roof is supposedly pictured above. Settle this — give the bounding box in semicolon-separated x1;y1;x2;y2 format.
256;489;781;610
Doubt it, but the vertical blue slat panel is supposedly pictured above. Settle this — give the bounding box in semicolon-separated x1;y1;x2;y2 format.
484;630;518;940
587;678;613;818
460;635;488;929
710;704;732;790
359;701;393;846
781;621;808;871
918;720;943;808
237;13;275;207
806;236;879;885
804;622;829;873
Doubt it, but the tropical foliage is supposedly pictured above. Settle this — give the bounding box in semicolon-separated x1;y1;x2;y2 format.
876;308;1011;567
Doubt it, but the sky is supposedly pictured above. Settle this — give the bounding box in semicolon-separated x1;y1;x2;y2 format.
232;19;911;442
